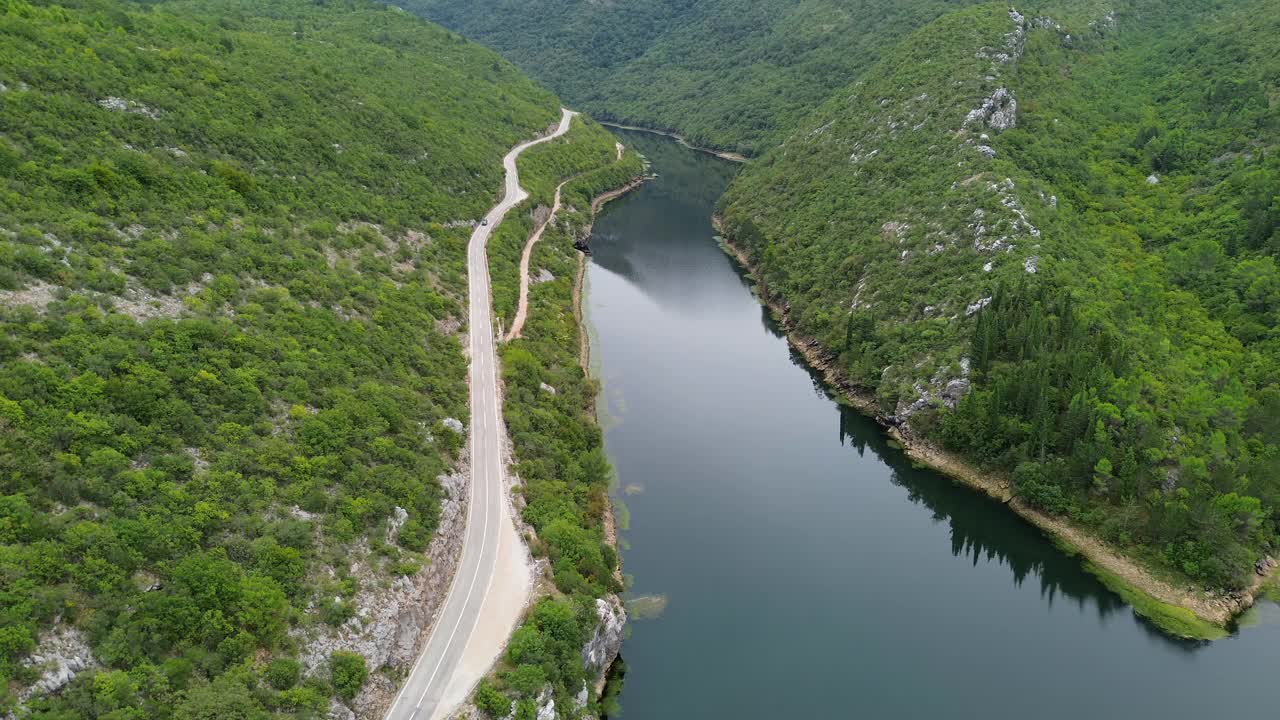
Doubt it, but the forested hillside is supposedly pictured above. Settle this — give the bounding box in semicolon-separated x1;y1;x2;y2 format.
719;0;1280;615
0;0;562;715
405;0;987;156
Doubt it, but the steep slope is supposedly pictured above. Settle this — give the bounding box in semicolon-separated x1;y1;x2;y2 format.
0;0;563;716
404;0;987;156
719;0;1279;632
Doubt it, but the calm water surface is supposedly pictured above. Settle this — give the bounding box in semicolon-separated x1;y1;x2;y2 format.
585;129;1280;719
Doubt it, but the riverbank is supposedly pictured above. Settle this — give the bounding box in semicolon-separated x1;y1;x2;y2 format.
597;120;749;163
712;222;1273;640
577;178;649;581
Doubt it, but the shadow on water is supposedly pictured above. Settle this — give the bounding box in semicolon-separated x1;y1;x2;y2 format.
726;270;1209;651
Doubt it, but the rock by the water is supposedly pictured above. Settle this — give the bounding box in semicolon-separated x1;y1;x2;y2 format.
581;596;626;681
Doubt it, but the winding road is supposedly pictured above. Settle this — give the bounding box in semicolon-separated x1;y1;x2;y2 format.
384;108;577;720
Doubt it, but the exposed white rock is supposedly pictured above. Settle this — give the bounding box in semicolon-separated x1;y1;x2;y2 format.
532;268;555;284
966;296;992;316
98;96;161;119
0;281;60;313
983;261;994;272
328;700;356;720
539;382;557;395
294;472;468;716
536;687;557;720
442;417;464;434
387;506;409;541
574;683;590;711
1024;256;1039;274
19;624;96;704
881;221;909;242
942;377;971;409
965;88;1017;132
976;144;997;158
1146;174;1160;185
582;596;626;680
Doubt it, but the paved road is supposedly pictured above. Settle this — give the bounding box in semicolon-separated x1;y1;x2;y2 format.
384;108;577;720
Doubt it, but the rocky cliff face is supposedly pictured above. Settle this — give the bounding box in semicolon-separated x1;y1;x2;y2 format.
296;471;468;719
581;596;626;688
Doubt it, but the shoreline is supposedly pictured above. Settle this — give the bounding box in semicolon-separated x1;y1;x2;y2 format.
576;176;649;578
597;120;749;163
712;220;1272;640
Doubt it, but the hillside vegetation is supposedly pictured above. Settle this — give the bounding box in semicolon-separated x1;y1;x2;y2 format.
720;0;1280;608
405;0;990;156
0;0;563;715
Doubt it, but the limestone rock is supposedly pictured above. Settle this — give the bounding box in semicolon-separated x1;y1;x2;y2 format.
18;624;96;704
581;596;626;682
293;472;468;717
942;378;971;409
964;88;1017;132
443;417;464;434
536;686;557;720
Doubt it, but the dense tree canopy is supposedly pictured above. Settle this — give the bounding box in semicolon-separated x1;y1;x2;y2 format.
0;0;566;714
720;0;1280;595
407;0;990;156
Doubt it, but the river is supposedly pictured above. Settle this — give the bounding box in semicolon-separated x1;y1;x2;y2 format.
583;129;1280;719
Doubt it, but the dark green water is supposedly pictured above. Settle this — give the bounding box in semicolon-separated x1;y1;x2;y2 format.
585;129;1280;719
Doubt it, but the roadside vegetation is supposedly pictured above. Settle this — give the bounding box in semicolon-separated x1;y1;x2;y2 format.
475;119;644;717
0;0;561;714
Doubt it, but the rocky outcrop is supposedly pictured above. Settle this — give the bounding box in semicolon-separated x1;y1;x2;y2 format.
581;596;626;687
16;624;96;706
98;96;161;119
535;687;557;720
964;88;1017;132
294;471;468;718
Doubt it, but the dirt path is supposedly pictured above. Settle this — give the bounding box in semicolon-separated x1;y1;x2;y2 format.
507;142;638;341
505;177;570;341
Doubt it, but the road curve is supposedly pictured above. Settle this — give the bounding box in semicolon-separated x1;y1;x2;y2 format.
384;108;577;720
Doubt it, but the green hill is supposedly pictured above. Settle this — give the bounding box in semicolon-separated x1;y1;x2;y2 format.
0;0;567;715
405;0;990;156
719;0;1279;602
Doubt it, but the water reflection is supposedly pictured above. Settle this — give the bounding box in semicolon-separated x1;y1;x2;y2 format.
591;127;1278;720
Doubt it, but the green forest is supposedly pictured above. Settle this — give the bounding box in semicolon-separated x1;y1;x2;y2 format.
5;0;1280;712
407;0;990;157
719;0;1280;611
0;0;569;715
